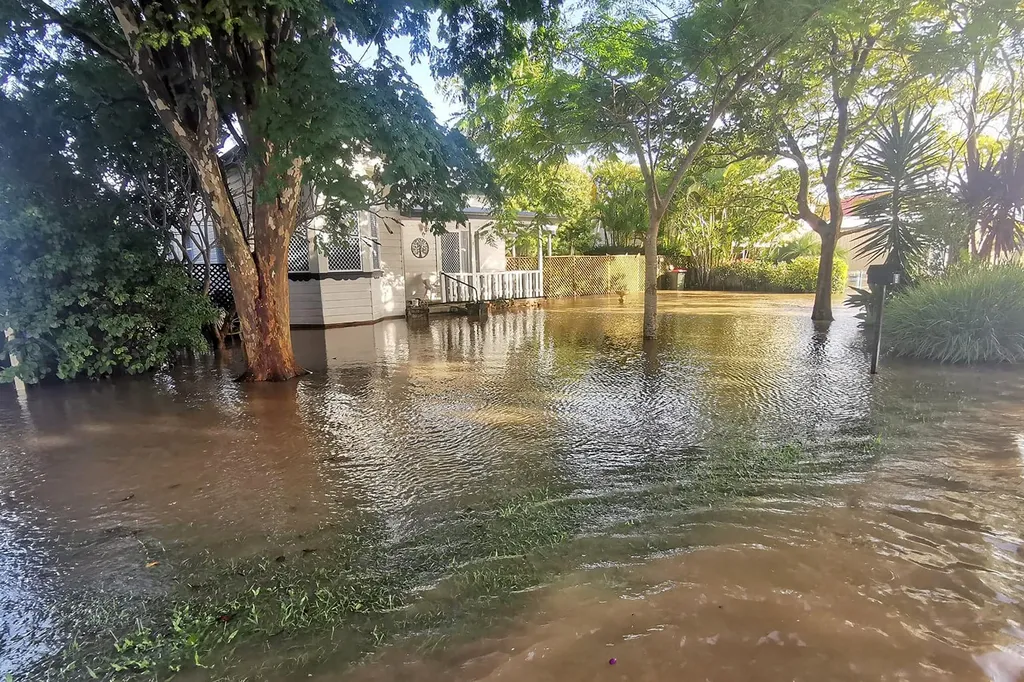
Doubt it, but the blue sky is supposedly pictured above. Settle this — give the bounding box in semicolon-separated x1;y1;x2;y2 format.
348;33;460;126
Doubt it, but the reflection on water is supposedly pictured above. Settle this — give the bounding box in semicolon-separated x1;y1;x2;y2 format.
2;292;1024;680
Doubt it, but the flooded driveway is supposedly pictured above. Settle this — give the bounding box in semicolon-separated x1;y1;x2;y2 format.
2;293;1024;680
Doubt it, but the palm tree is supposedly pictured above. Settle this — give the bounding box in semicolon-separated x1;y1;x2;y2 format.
959;148;1024;260
850;109;944;272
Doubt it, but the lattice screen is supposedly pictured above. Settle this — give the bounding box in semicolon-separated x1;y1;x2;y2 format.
204;264;234;309
506;255;645;297
440;232;461;272
326;237;362;271
288;223;310;272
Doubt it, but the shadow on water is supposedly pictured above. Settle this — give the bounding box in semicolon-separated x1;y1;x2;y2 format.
2;293;1024;680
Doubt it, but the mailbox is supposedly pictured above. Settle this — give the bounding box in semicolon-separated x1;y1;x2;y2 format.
865;263;903;375
867;263;903;287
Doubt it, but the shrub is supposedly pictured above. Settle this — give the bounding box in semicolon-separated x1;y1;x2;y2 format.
0;203;217;384
884;264;1024;364
701;256;846;293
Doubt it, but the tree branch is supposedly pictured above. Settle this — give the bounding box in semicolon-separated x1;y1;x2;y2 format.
781;122;827;232
26;0;130;66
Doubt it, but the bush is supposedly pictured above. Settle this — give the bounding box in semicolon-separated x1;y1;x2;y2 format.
701;256;847;293
0;203;217;384
884;264;1024;364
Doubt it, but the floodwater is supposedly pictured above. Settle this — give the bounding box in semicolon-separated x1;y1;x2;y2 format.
2;292;1024;681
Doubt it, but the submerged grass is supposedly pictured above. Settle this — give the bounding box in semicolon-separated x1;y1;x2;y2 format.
42;436;881;681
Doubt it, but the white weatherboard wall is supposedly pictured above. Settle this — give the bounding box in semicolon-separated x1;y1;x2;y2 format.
400;218;507;302
475;232;506;272
289;280;325;326
401;220;443;301
320;278;374;326
370;214;406;319
288;210;408;327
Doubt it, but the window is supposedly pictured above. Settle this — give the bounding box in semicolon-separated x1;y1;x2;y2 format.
440;232;461;272
288;223;310;272
321;212;382;273
326;235;362;271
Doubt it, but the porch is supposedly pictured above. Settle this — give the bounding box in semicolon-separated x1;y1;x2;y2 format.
439;269;545;304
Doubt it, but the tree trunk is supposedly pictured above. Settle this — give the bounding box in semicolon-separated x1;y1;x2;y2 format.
195;153;306;381
812;227;837;321
237;157;306;381
643;214;661;339
235;257;304;381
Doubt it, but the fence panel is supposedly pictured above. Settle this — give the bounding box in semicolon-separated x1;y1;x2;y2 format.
507;255;645;298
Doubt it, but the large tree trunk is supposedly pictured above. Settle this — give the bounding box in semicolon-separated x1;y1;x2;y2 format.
237;158;306;381
812;227;837;321
643;214;660;339
195;153;306;381
235;253;303;381
104;0;305;381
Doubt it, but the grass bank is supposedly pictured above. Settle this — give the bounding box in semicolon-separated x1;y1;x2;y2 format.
44;436;880;681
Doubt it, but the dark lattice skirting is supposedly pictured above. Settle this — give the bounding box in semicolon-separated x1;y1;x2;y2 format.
192;264;234;310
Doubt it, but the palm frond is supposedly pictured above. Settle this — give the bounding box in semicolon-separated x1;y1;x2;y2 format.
849;108;943;270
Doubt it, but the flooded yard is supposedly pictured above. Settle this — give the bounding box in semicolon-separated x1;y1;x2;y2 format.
2;292;1024;681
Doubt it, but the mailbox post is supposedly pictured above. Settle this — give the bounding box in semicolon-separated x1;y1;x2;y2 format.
866;264;902;374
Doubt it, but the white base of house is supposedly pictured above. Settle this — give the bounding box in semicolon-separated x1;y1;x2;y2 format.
288;271;404;328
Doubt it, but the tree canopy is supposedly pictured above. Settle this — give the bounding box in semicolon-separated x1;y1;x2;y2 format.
1;0;558;379
469;0;825;335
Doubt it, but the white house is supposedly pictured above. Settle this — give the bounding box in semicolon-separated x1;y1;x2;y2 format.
183;201;549;329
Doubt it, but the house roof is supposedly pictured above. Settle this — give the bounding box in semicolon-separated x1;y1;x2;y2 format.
840;193;886;214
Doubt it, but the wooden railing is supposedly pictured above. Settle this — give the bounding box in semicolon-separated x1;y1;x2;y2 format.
440;270;544;303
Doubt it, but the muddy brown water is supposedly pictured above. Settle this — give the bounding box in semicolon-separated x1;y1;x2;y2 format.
2;292;1024;681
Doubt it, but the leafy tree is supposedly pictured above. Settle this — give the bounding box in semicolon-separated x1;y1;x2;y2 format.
494;162;595;255
470;0;821;338
662;160;798;254
941;0;1024;261
550;164;597;254
0;85;215;384
745;0;934;320
849;108;944;272
592;159;647;248
0;201;216;384
767;233;825;262
658;160;798;284
5;0;556;380
17;51;222;288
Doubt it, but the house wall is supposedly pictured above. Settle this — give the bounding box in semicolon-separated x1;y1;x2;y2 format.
402;220;443;301
289;279;325;326
469;219;506;272
319;277;374;326
184;163;409;327
400;218;508;302
476;235;506;272
371;214;406;319
289;211;407;327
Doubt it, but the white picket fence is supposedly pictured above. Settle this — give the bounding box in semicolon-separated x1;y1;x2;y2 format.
439;270;544;303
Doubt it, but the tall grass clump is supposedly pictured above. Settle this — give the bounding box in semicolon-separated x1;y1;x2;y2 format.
885;264;1024;363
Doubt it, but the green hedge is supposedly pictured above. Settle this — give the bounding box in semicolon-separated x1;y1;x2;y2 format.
885;264;1024;364
0;204;217;384
701;256;847;293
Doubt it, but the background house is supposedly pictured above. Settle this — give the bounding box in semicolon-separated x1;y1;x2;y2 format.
182;197;546;328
